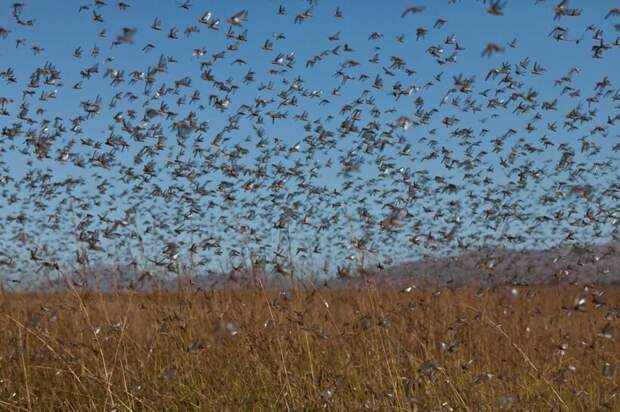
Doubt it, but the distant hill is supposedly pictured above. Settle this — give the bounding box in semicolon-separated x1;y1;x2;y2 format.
330;241;620;289
22;242;620;292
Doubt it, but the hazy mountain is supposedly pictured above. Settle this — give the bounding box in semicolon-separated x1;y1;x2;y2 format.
332;241;620;289
21;242;619;292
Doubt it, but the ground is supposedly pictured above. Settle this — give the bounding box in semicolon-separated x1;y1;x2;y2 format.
0;285;618;411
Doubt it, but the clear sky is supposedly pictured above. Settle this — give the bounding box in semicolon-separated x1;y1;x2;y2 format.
0;0;618;282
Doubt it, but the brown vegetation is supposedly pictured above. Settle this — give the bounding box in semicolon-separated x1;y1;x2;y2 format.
0;285;618;411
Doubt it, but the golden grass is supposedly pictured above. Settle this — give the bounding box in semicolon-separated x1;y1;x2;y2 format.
0;285;618;411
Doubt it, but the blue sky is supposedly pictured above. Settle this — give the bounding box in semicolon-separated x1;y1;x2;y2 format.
0;0;618;280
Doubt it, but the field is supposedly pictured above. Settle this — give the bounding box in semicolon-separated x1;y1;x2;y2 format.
0;284;618;411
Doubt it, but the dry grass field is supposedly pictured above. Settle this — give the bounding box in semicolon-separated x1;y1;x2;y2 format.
0;284;618;411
